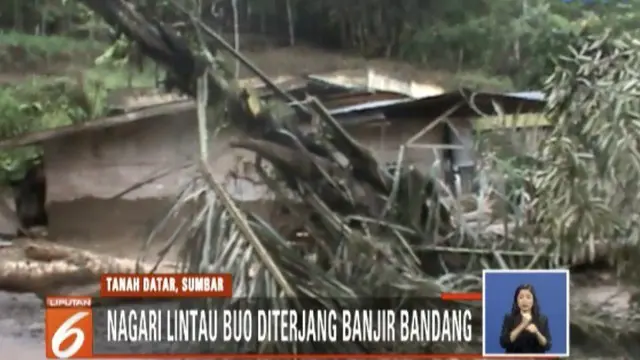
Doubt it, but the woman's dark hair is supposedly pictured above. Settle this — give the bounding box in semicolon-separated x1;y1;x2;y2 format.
510;284;540;319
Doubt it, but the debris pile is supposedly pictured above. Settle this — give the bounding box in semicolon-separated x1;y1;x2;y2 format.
0;0;637;356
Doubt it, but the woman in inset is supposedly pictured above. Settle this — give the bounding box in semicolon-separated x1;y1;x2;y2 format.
499;284;551;353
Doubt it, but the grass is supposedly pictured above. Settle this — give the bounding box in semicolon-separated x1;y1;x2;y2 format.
0;30;103;72
0;31;159;182
0;30;157;88
0;30;105;54
0;66;159;140
0;31;158;132
84;64;158;90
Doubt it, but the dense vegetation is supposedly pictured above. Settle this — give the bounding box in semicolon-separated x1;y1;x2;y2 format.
0;0;638;181
3;0;640;86
0;30;156;181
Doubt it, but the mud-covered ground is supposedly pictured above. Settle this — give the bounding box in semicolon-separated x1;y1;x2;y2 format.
0;291;46;359
0;235;171;359
0;239;635;359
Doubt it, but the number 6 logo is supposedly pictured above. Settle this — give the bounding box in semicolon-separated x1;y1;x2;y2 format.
45;307;93;359
51;312;89;358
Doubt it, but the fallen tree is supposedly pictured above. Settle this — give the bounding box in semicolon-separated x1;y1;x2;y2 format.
0;239;177;299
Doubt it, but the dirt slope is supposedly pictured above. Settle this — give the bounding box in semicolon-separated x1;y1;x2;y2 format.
239;45;448;84
0;40;477;89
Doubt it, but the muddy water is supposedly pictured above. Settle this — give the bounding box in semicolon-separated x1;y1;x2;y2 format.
0;292;47;359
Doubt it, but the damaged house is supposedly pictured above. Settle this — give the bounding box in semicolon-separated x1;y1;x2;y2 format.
0;72;544;242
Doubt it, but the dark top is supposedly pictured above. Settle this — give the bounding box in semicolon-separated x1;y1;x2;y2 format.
499;313;552;353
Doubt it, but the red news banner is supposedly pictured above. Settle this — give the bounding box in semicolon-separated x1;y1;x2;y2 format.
45;273;232;359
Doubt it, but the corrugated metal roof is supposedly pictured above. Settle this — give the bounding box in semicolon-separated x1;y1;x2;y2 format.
330;89;547;120
329;98;412;115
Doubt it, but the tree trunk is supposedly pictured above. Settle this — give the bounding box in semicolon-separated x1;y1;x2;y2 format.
232;0;240;77
40;1;47;36
285;0;295;46
13;0;24;32
0;240;178;299
259;6;266;34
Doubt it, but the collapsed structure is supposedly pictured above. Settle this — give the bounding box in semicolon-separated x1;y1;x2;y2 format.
0;73;543;241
